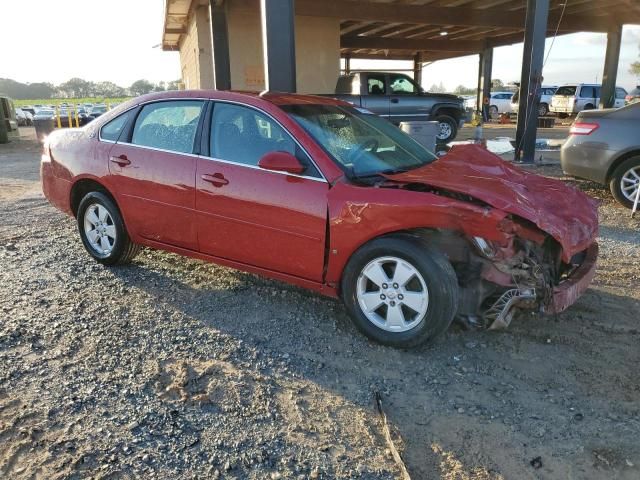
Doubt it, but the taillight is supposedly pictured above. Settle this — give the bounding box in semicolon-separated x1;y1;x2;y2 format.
41;139;52;162
570;122;599;135
626;95;632;102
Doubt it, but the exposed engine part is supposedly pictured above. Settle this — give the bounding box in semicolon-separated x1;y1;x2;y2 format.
484;288;537;330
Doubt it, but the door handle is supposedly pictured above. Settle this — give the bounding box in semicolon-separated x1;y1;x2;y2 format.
110;154;131;167
391;98;399;104
201;173;229;187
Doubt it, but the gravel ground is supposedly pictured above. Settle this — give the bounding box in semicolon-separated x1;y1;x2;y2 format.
1;129;639;479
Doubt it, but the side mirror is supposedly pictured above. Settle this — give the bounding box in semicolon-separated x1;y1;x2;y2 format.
258;151;305;175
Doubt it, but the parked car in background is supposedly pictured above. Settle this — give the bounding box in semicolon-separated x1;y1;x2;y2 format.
90;104;108;115
14;107;31;126
488;92;514;115
325;72;466;143
625;86;640;105
561;102;640;208
20;106;36;116
551;84;627;116
1;96;19;131
511;86;557;116
33;108;56;121
41;90;599;347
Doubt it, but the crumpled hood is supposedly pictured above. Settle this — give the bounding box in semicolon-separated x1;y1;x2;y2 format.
385;144;599;260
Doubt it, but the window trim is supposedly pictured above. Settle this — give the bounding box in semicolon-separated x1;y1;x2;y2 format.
204;99;328;183
127;99;207;155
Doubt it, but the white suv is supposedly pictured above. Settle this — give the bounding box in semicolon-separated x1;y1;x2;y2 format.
550;84;627;116
510;86;557;116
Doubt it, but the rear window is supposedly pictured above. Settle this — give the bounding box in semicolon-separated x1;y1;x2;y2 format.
100;111;132;142
555;86;576;96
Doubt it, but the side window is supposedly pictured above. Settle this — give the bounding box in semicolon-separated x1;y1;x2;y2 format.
100;111;131;142
210;103;321;177
131;100;204;154
594;86;601;98
580;86;595;98
389;74;417;94
616;88;627;99
367;75;386;95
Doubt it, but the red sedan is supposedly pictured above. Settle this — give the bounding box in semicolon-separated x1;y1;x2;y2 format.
41;90;598;347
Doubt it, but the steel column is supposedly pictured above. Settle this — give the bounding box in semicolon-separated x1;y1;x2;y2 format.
260;0;297;92
344;55;351;74
476;47;493;122
599;24;622;109
209;1;231;90
514;0;550;163
413;53;423;87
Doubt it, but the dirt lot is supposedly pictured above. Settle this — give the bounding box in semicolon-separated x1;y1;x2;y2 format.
1;128;639;479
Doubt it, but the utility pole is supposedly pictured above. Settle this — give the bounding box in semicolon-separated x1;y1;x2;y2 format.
0;100;9;144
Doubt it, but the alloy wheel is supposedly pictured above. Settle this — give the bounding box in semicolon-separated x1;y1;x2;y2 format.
437;122;452;140
620;166;640;202
83;203;116;255
356;256;429;332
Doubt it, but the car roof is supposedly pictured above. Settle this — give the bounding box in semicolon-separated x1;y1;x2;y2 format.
123;89;350;109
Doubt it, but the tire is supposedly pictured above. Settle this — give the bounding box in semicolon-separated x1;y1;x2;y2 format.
341;234;459;348
489;105;499;117
538;103;549;116
558;113;568;119
584;103;595;110
609;156;640;209
434;114;458;143
77;191;140;265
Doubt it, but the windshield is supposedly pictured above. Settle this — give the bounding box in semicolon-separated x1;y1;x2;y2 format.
282;104;437;178
555;86;577;96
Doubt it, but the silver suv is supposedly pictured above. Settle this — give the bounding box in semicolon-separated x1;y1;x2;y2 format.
550;84;627;116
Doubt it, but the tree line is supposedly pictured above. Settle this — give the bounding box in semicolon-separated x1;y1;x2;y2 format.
0;78;182;100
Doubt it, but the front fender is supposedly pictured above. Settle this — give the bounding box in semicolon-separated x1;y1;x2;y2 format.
325;182;510;288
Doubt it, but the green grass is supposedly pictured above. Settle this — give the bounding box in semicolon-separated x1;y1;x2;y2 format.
13;97;131;108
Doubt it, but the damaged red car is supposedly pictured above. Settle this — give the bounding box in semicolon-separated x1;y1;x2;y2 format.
41;91;599;347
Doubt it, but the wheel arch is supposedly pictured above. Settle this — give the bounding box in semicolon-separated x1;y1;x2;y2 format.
605;149;640;183
335;227;469;294
432;105;461;121
70;177;118;218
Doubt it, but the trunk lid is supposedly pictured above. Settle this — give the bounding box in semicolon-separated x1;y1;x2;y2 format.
385;144;598;260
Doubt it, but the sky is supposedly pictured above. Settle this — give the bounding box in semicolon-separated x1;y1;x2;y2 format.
1;1;639;91
0;0;181;87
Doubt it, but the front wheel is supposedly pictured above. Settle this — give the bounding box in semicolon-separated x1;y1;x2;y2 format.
610;156;640;209
77;191;140;265
341;235;459;348
434;115;458;143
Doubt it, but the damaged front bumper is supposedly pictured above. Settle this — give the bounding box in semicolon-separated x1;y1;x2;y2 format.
483;242;598;329
546;242;598;314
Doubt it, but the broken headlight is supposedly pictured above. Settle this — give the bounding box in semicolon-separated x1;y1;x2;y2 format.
471;236;497;258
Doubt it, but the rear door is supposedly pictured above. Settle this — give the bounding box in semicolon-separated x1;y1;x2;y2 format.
577;86;596;110
107;99;205;250
195;102;329;281
360;73;390;118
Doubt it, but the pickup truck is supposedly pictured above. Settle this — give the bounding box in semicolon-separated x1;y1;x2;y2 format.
324;72;466;143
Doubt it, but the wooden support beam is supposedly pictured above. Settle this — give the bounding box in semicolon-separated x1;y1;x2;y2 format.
296;0;620;32
341;35;484;52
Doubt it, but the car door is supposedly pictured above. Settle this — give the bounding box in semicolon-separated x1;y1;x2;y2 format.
578;86;596;110
195;102;329;281
615;88;627;108
107;99;205;251
360;73;390;118
388;73;428;121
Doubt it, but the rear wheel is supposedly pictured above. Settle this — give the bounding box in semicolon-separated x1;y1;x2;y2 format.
341;235;459;348
584;103;595;110
538;103;549;116
435;115;458;143
489;105;499;117
610;156;640;209
77;191;140;265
